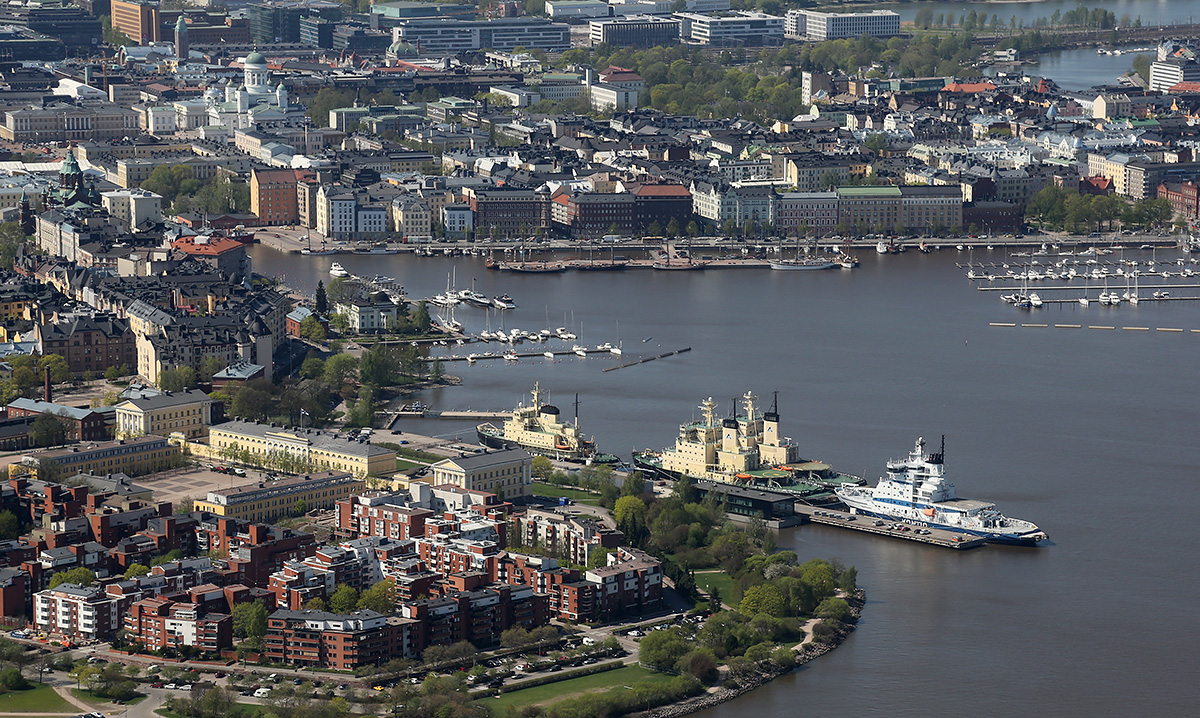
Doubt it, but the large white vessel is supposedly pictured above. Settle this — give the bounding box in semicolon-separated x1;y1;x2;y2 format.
836;437;1047;545
477;383;618;464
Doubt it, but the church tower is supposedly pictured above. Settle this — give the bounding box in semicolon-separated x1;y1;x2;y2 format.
175;16;188;59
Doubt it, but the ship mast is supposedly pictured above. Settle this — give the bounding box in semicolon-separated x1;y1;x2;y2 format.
700;397;716;427
574;393;579;429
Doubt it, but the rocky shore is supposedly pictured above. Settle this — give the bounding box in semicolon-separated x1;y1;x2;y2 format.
644;589;866;718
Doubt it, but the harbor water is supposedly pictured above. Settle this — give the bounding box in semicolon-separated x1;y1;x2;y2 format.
253;245;1199;715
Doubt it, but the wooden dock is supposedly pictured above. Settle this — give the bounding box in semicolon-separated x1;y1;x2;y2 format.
391;410;509;420
793;505;988;550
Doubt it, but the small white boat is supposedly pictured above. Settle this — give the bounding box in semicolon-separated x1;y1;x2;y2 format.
876;241;890;254
1153;291;1169;299
573;345;587;357
1128;295;1139;305
1079;297;1090;306
492;295;517;310
543;351;555;359
1098;292;1112;305
466;354;478;364
1029;293;1043;308
329;262;350;277
610;345;622;356
503;351;519;362
839;257;859;269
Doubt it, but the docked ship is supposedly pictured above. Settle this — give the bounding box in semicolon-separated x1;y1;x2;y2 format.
633;393;862;503
477;383;619;464
835;437;1047;545
769;258;837;270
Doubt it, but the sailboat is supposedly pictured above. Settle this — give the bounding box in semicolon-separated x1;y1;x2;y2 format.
610;320;623;355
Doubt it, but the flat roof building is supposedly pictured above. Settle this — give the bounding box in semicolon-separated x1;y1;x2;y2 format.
194;471;363;523
208;420;396;478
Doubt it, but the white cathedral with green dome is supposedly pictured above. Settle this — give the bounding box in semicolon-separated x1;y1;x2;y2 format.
201;50;303;130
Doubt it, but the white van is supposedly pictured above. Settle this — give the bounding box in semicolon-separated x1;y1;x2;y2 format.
254;688;272;698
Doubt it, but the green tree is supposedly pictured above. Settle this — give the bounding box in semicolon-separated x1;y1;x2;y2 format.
815;596;852;622
412;301;432;333
330;583;359;614
614;495;647;545
305;597;328;611
100;14;133;45
676;647;719;684
158;366;197;392
638;628;689;670
38;355;72;384
315;281;328;313
0;510;19;540
175;496;194;514
0;222;31;270
864;133;887;153
300;357;325;380
300;315;327;343
123;563;150;579
323;354;359;387
104;365;122;382
308;88;355;127
199;356;224;382
30;412;66;447
530;455;554;480
586;547;612;569
740;584;788;617
356;579;395;614
232;600;268;639
49;567;96;588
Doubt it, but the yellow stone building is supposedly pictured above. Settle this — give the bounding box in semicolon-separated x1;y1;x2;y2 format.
114;389;214;439
208;420;396;477
193;471;362;523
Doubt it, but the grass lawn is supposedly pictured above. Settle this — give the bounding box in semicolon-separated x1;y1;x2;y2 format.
478;665;674;713
396;458;422;471
71;688;147;705
0;683;74;712
694;570;737;605
530;483;601;506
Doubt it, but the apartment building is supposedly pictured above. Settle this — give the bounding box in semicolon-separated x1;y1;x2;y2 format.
124;598;232;652
589;15;680;48
265;608;412;669
774;191;839;236
510;509;624;567
391;18;570;54
100;189;162;232
250;168;305;226
675;11;783;46
114;389;214;439
34;583;120;640
785;9;899;41
193;471;363;523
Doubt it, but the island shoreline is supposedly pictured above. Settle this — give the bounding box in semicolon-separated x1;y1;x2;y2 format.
643;589;866;718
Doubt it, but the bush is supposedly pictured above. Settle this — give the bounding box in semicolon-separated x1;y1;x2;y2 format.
676;647;719;684
0;666;28;691
811;620;839;643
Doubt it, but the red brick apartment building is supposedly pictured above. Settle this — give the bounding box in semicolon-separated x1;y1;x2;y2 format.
125;598;232;652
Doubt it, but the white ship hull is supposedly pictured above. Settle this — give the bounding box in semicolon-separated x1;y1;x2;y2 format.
836;489;1044;544
835;437;1046;545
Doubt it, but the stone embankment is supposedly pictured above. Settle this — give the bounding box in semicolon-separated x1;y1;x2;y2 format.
645;589;866;718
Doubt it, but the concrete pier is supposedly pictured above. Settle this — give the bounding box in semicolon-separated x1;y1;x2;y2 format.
793;505;987;550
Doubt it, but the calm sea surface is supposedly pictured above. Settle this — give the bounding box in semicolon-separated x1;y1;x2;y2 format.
880;0;1200;28
254;244;1199;715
